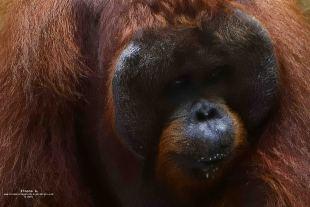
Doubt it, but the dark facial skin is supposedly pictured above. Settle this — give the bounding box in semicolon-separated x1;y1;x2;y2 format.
112;8;278;183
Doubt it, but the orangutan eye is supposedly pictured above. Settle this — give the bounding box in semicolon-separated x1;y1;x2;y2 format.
206;65;233;85
169;74;193;91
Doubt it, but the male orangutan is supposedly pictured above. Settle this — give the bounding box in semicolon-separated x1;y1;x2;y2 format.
0;0;309;207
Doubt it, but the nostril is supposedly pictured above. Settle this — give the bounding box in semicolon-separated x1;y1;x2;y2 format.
206;108;217;119
196;110;206;121
196;107;218;121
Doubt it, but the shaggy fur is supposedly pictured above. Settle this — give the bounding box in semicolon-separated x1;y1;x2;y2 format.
0;0;309;206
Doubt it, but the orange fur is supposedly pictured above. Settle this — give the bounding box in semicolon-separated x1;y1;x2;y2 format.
0;0;308;206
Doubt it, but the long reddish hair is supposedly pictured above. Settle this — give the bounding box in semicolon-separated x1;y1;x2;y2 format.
0;0;309;206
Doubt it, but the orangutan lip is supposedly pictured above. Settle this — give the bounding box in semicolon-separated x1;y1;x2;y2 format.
187;153;228;179
198;153;227;164
171;153;227;179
